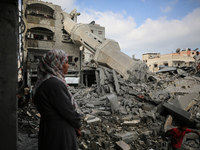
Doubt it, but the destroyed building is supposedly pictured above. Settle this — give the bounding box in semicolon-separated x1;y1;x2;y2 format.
22;0;81;86
142;49;196;72
18;63;200;150
17;1;200;150
22;0;106;87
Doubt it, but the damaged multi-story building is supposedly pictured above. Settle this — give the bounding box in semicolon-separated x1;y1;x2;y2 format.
22;0;148;91
142;49;196;72
22;0;105;87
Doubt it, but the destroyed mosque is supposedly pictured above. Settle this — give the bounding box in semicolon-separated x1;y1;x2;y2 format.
16;0;200;150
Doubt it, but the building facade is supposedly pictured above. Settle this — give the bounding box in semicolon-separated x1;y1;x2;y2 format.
22;0;83;87
142;50;196;72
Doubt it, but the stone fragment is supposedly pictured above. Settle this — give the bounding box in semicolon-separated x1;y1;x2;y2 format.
142;103;155;111
116;140;130;150
146;111;156;120
86;117;101;124
106;94;119;113
114;132;138;144
162;102;191;122
123;119;140;126
164;115;173;132
85;103;95;108
172;92;199;110
113;69;120;94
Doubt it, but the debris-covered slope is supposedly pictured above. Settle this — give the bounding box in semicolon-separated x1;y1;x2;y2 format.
18;66;200;150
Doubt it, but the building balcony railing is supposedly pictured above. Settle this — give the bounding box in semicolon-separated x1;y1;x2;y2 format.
27;15;55;26
27;39;55;49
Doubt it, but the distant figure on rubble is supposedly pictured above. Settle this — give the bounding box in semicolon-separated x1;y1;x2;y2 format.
193;51;200;73
24;86;30;105
163;122;200;150
33;49;81;150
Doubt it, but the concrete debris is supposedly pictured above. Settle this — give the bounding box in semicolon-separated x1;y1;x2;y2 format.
162;102;192;123
112;69;120;94
86;117;101;124
163;115;173;132
116;140;130;150
106;94;120;114
123;120;140;126
172;92;199;110
18;65;200;150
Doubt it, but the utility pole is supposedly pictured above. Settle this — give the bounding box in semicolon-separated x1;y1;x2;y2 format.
0;0;18;149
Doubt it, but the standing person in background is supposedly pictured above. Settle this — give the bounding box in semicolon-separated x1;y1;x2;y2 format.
163;122;200;150
24;86;30;105
33;49;81;150
193;51;200;73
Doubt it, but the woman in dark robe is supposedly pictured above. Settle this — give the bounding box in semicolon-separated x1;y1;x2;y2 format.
33;49;81;150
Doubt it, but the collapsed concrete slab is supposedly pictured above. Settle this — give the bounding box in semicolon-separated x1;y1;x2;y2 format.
63;12;149;80
162;103;192;124
172;92;199;110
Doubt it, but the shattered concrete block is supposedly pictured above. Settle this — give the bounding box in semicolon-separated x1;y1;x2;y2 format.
172;92;199;110
185;131;200;140
116;140;130;150
123;119;140;126
95;70;100;94
138;108;145;118
155;103;165;114
85;103;95;108
86;117;101;124
164;115;173;132
104;69;113;82
138;140;145;145
114;132;138;144
162;103;191;122
113;69;120;94
90;141;99;150
142;103;155;111
141;130;153;136
80;141;88;149
99;68;105;85
107;128;115;134
106;94;120;113
101;111;111;116
146;111;156;120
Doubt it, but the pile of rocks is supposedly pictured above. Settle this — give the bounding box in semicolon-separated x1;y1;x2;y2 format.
18;65;200;150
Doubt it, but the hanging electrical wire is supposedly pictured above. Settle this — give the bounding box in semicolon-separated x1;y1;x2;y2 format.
17;0;26;94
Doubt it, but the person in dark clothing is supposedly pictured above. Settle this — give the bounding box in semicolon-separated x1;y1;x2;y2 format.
33;49;81;150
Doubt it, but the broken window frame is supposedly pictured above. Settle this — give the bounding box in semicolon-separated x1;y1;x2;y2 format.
68;56;73;64
26;4;54;19
163;62;168;66
26;28;54;41
98;30;103;35
154;64;158;68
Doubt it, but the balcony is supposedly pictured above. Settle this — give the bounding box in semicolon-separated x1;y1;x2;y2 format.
27;39;55;49
27;15;55;26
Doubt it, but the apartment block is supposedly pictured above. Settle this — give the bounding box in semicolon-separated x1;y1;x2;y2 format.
142;50;196;72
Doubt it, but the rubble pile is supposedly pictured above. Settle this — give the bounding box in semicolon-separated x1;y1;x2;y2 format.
18;66;200;150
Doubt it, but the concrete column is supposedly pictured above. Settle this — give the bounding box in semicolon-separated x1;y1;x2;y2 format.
0;0;18;149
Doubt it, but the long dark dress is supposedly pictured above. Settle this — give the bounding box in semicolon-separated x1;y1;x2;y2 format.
34;77;81;150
